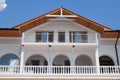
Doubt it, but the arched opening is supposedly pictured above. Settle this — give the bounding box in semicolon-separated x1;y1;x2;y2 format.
0;54;19;65
26;55;48;66
52;55;70;73
99;56;114;66
52;55;70;66
75;55;93;66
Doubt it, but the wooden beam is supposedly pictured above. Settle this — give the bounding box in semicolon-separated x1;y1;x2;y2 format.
46;15;77;18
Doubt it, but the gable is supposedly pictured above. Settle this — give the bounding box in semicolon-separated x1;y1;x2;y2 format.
25;18;97;33
13;7;111;33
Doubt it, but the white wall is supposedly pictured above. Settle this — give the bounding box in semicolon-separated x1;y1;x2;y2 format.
23;45;97;66
0;37;21;58
23;20;97;43
0;20;120;67
100;39;119;65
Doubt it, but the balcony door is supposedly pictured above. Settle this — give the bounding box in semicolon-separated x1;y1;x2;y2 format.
58;32;65;43
69;31;88;43
36;31;54;42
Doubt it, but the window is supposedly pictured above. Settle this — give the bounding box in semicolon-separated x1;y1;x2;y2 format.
48;32;54;42
44;60;48;65
69;31;87;43
58;32;65;42
65;60;70;66
31;60;40;66
36;31;54;42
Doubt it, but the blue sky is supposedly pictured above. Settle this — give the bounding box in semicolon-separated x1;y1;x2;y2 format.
0;0;120;30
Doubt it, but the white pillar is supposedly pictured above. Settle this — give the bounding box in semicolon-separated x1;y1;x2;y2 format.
48;47;52;74
54;31;58;43
20;45;24;73
95;33;100;74
95;47;100;74
22;33;25;43
48;49;52;66
66;31;69;43
70;48;75;74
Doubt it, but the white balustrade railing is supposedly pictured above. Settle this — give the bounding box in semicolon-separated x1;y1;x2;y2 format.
22;33;97;43
99;66;120;74
0;66;120;75
0;66;20;74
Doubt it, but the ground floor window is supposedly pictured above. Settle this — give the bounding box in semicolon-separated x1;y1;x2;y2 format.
0;54;19;65
26;55;48;66
75;55;93;66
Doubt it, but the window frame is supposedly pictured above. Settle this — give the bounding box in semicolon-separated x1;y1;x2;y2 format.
69;31;88;43
58;32;65;43
36;31;54;42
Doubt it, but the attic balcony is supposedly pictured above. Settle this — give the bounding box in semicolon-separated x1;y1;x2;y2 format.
22;33;98;47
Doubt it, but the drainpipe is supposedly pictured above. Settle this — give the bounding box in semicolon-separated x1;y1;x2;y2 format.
115;30;120;66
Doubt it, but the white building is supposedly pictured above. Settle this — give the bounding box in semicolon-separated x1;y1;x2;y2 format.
0;8;120;80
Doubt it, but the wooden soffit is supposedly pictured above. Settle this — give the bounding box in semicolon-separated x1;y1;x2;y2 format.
0;30;21;37
101;31;120;38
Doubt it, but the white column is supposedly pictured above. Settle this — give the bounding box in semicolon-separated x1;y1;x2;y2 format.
54;31;58;43
20;45;24;73
48;47;52;74
95;33;100;74
22;33;25;43
95;47;100;74
70;48;75;74
66;31;69;43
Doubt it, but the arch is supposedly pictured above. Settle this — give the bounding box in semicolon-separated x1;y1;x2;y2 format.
99;55;114;66
52;55;70;66
0;53;19;65
26;55;48;66
75;55;93;66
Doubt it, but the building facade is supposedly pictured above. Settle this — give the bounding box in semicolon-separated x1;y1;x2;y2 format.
0;8;120;80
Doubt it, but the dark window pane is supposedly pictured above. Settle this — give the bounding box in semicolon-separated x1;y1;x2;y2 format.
81;32;88;43
65;60;70;66
31;60;40;66
36;32;41;42
69;32;72;42
48;32;54;42
58;32;65;42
